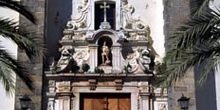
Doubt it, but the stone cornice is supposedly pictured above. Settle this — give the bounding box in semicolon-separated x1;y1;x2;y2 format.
45;71;154;81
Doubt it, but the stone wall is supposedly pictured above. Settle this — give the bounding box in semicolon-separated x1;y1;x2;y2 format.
163;0;196;110
15;0;45;110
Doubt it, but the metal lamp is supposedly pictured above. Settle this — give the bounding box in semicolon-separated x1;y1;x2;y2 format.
178;94;190;110
19;95;31;110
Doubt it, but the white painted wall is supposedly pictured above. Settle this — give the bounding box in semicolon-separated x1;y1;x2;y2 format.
129;0;164;61
0;6;19;110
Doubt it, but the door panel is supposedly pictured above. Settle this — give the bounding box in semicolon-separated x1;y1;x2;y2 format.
118;98;131;110
108;98;118;110
92;98;104;110
83;98;92;110
81;93;130;110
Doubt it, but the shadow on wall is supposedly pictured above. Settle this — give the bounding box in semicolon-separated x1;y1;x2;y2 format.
45;0;72;68
194;63;217;110
43;0;72;110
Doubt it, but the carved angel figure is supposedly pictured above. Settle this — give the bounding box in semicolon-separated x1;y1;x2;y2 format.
124;50;140;73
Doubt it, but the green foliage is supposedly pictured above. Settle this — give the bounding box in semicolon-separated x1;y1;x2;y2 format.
94;67;104;74
0;0;36;23
157;0;220;88
82;63;90;72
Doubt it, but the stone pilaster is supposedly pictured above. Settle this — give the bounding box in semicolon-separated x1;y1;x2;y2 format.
112;45;122;73
89;44;98;71
47;98;55;110
139;92;150;110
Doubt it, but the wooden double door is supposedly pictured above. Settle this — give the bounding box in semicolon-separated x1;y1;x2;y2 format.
80;93;131;110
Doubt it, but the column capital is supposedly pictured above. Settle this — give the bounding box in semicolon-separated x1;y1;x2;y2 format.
139;92;150;100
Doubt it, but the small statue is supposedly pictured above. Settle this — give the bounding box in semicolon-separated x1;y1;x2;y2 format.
101;41;111;65
138;48;152;73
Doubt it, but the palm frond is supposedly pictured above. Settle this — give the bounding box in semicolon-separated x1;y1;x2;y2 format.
193;41;220;85
158;6;220;87
0;49;33;95
170;8;220;50
0;18;45;59
190;0;210;17
0;0;36;23
157;49;196;87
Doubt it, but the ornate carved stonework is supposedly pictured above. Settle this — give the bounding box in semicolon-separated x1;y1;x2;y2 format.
45;0;167;110
49;0;155;74
158;103;168;110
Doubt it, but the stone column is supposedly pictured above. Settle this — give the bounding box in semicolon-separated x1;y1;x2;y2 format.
47;98;55;110
139;92;150;110
111;45;122;73
47;80;56;110
57;96;72;110
54;81;74;110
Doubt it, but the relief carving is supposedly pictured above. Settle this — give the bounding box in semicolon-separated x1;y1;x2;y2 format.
137;48;153;73
158;103;168;110
124;49;139;73
50;46;89;73
124;48;154;73
66;0;90;30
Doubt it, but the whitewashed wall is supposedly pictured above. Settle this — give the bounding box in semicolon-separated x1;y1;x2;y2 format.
0;6;18;110
129;0;164;61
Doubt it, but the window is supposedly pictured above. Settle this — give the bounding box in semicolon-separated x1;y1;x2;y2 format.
95;1;116;30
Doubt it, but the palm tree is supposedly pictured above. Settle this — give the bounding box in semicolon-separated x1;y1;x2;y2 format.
157;0;220;87
0;0;44;95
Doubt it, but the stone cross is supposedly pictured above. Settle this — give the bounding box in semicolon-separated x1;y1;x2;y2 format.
100;1;110;22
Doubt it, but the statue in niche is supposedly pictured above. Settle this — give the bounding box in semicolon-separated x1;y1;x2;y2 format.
101;41;111;65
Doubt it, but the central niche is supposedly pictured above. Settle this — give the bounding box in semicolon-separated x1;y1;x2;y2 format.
98;36;113;66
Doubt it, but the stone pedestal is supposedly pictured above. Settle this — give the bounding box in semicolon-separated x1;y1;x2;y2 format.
99;66;113;73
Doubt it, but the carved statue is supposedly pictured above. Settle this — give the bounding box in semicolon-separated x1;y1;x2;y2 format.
101;41;110;65
73;49;90;66
124;48;154;73
124;50;139;73
138;48;152;73
58;46;73;65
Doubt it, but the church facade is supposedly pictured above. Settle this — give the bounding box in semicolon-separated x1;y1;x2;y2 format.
44;0;167;110
14;0;201;110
